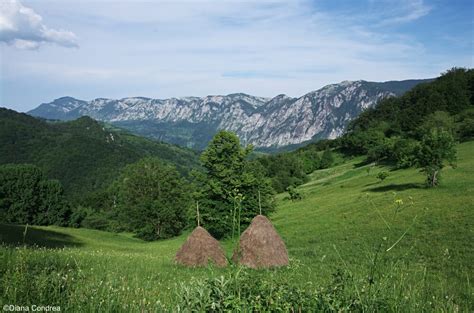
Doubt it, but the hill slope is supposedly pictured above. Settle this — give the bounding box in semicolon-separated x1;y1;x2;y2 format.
0;108;199;201
28;79;430;150
1;141;472;310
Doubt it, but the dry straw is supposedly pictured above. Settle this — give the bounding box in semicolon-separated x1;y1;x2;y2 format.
232;215;289;269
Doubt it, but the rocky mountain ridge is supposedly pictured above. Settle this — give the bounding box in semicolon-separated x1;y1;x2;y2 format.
28;79;430;149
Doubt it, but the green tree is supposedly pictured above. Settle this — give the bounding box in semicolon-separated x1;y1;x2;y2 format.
196;131;275;239
115;158;191;240
298;149;321;174
416;129;457;187
376;171;389;182
0;164;43;224
456;108;474;141
0;164;70;225
417;111;456;138
392;137;420;168
240;161;275;222
320;149;335;169
259;153;308;193
286;185;302;201
37;179;71;226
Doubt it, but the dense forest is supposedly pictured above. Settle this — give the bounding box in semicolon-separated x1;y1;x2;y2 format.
0;109;199;202
1;68;472;241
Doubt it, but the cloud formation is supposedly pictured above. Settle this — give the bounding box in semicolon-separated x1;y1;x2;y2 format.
0;0;78;49
1;0;471;112
376;0;432;26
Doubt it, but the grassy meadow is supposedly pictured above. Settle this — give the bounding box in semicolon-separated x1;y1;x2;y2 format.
1;141;473;311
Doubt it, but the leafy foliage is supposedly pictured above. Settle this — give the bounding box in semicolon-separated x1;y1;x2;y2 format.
376;171;389;182
194;131;275;239
0;164;70;226
113;158;192;240
286;186;302;201
320;148;335;169
256;153;309;193
416;129;457;187
255;143;339;193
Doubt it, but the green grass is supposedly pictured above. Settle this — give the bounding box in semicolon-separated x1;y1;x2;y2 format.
1;142;473;311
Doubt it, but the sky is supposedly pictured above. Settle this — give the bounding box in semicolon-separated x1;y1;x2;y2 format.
0;0;473;112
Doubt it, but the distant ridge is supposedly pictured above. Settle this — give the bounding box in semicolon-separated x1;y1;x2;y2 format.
28;79;431;150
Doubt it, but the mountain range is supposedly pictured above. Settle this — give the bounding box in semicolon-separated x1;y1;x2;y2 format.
28;79;431;150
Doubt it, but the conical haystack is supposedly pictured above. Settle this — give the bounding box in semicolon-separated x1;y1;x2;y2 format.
175;226;228;267
232;215;289;269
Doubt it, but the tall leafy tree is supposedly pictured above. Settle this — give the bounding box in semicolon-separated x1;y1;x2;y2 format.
0;164;70;225
196;131;275;239
115;158;191;240
416;129;457;187
37;179;71;226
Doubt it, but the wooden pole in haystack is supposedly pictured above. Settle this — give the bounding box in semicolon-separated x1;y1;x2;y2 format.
258;189;262;215
196;201;200;227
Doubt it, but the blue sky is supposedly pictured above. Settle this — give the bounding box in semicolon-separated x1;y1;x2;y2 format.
1;0;472;112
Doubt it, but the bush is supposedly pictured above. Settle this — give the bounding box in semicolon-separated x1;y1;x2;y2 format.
287;186;302;201
377;171;389;182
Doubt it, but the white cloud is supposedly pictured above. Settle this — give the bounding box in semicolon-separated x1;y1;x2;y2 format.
3;0;469;111
0;0;78;49
373;0;432;26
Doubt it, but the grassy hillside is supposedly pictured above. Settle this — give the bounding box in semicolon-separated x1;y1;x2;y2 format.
0;108;199;202
1;141;472;311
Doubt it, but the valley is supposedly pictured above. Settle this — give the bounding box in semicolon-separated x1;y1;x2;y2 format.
1;141;472;311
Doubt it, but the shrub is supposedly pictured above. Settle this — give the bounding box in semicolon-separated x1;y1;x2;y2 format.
377;171;389;182
287;186;302;201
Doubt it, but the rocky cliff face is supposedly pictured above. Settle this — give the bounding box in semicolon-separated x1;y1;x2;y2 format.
28;79;429;149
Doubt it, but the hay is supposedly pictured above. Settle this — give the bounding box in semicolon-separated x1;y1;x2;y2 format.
175;226;228;267
232;215;289;269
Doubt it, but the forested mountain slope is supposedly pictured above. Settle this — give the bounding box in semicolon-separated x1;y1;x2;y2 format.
0;108;199;202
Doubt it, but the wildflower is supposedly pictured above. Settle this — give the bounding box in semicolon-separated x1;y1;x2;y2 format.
395;199;403;205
